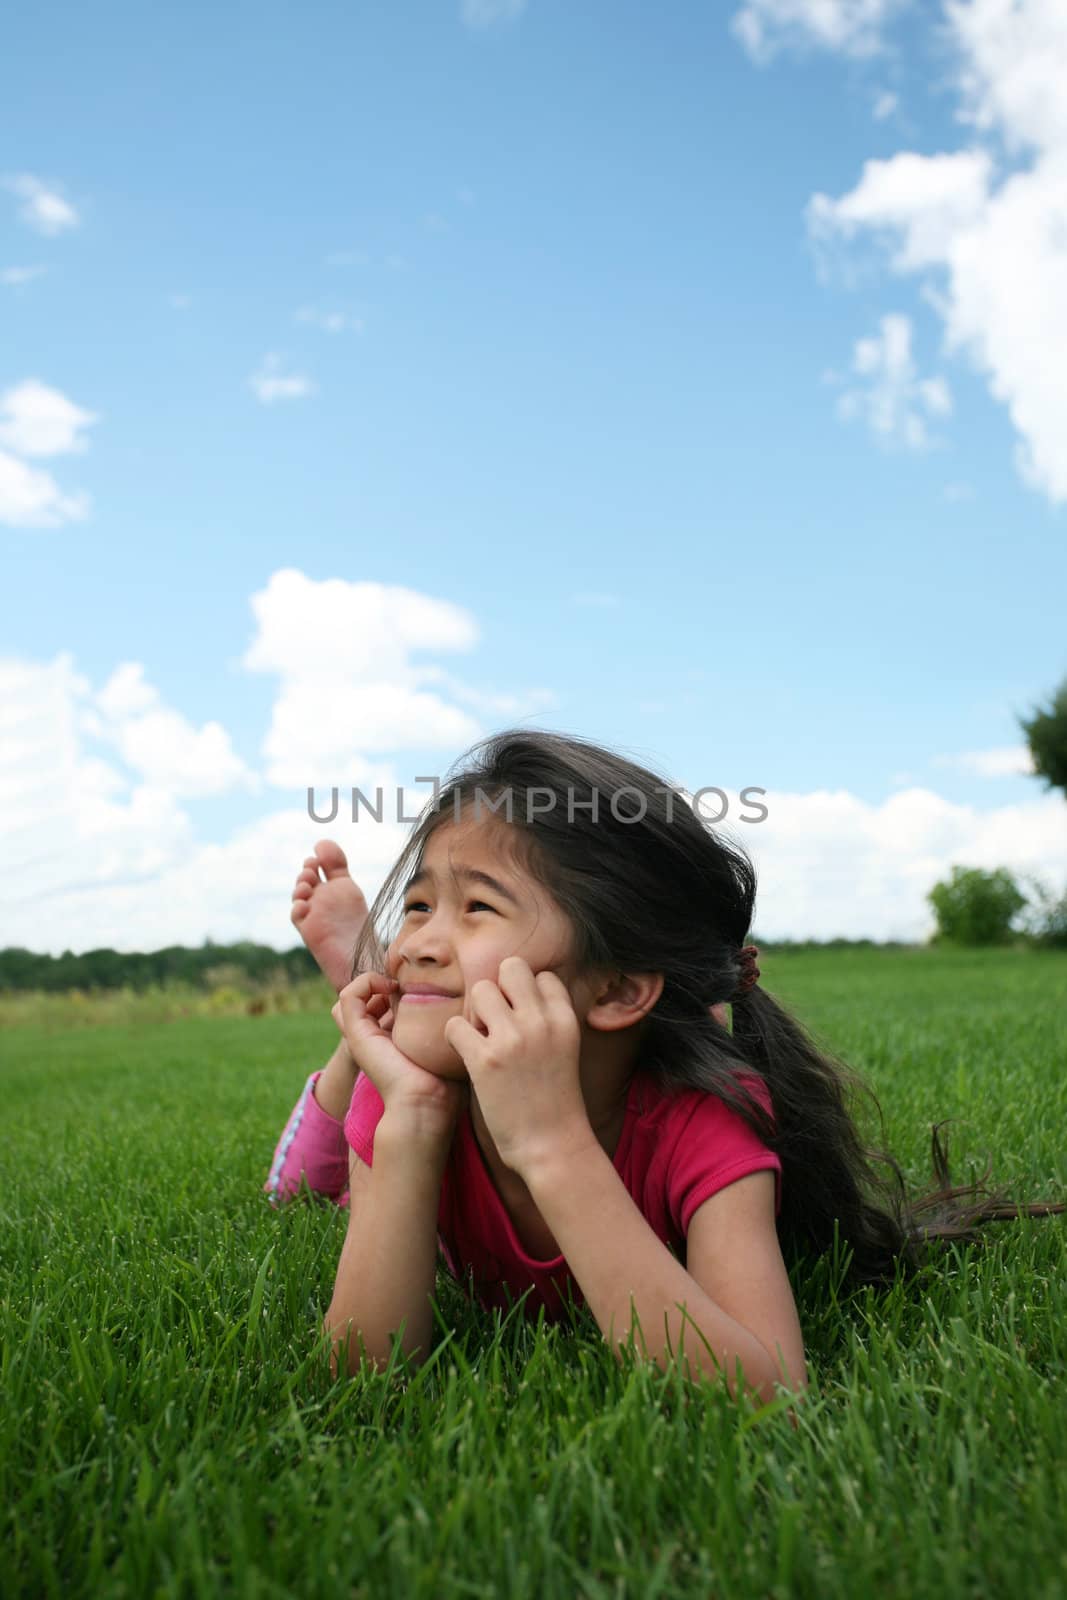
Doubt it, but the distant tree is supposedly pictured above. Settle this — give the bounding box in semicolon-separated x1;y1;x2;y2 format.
1016;873;1067;949
1018;675;1067;798
927;865;1027;946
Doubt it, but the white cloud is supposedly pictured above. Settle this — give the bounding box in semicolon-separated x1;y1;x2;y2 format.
241;568;491;786
169;293;192;310
0;654;331;953
740;783;1066;941
732;0;906;61
807;149;994;272
833;312;952;449
461;0;526;28
873;89;899;120
87;663;258;797
949;0;1067;154
801;0;1067;503
1;266;47;288
0;450;89;528
294;306;363;334
3;651;1065;951
248;353;316;404
0;379;99;457
0;380;97;529
942;479;975;500
2;174;80;235
931;744;1036;777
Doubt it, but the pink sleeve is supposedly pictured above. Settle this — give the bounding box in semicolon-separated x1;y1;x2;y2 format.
343;1070;386;1165
670;1074;783;1235
264;1070;350;1206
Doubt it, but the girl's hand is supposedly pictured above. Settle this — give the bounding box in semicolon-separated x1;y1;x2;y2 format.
332;973;469;1134
443;955;591;1181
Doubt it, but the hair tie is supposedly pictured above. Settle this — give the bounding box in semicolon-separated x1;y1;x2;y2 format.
733;944;761;1001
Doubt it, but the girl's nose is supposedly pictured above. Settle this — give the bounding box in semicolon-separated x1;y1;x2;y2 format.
399;926;451;964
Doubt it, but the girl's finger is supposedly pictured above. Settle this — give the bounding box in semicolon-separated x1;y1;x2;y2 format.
339;972;398;1005
468;977;514;1025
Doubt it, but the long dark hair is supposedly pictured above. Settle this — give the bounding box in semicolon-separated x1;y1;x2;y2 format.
351;727;1065;1291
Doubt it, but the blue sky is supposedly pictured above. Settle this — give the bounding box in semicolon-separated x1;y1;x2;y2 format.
2;0;1065;953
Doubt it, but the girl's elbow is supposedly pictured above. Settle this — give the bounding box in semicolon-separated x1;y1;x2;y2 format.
321;1308;381;1380
322;1308;357;1379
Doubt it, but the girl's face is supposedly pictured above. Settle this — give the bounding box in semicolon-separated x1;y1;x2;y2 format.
384;817;583;1079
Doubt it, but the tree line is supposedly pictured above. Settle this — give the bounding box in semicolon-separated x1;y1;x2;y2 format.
0;941;321;994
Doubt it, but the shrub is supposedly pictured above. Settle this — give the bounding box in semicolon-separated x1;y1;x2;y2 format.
926;865;1027;946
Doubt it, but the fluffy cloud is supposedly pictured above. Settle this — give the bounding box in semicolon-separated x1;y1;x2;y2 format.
0;655;194;921
732;0;906;61
0;655;334;954
5;647;1063;951
0;652;463;954
802;0;1067;502
241;569;490;786
833;313;952;449
741;783;1066;941
0;379;99;457
83;663;258;797
0;379;97;528
2;174;80;235
0;451;89;528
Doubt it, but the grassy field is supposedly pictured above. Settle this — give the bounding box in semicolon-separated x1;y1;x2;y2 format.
2;947;1065;1599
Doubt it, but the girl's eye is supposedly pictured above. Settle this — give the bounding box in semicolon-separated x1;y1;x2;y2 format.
402;900;496;915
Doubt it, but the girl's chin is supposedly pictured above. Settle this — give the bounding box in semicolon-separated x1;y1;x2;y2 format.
392;1030;466;1080
406;1055;468;1082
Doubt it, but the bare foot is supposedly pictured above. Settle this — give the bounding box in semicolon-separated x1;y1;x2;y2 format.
290;840;372;993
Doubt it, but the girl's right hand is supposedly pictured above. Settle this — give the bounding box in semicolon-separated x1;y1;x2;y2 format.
332;973;469;1137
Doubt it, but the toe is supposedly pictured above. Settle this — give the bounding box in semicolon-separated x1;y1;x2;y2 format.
315;839;349;878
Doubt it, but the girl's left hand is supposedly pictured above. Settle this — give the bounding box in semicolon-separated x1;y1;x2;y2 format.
443;955;592;1180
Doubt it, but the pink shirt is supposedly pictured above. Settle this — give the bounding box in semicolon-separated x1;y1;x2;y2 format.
266;1066;782;1328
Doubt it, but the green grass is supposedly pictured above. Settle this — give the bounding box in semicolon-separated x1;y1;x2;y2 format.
2;947;1066;1599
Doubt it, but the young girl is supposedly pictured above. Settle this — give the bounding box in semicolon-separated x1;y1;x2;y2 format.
266;728;1064;1404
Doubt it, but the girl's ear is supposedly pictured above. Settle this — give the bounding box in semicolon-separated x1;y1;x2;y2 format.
584;969;664;1031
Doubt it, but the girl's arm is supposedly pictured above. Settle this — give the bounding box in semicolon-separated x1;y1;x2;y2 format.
323;1109;452;1376
520;1141;805;1408
263;1041;358;1206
